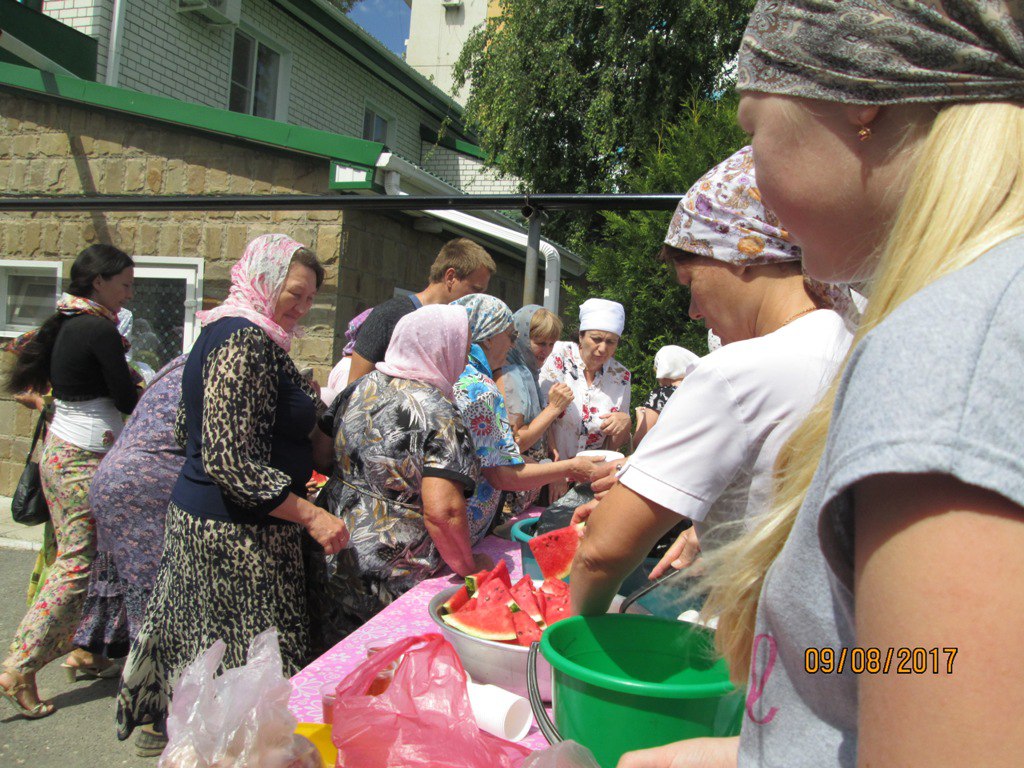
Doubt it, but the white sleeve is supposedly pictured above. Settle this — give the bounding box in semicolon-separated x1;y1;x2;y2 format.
619;362;748;522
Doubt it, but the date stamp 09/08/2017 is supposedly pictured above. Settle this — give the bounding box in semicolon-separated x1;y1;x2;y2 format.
804;647;958;675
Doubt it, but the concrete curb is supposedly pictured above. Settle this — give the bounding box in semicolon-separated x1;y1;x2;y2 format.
0;495;44;551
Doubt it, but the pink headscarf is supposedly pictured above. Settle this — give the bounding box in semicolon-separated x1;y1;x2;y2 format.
376;305;469;400
196;234;307;351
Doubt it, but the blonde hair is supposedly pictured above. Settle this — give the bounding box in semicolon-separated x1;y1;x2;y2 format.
699;101;1024;683
428;238;497;282
530;308;563;341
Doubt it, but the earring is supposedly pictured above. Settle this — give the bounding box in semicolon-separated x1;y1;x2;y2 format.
858;125;873;142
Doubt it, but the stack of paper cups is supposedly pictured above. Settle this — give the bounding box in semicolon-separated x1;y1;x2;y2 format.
466;679;534;742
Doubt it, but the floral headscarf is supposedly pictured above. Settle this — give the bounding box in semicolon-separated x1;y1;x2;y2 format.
451;294;514;343
195;234;308;351
376;305;470;400
5;293;130;356
666;146;855;317
507;304;544;374
737;0;1024;105
342;308;373;357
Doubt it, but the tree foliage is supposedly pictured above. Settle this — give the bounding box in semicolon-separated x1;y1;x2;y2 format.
564;95;749;400
454;0;753;197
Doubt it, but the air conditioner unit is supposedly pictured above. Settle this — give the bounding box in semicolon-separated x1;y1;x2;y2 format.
176;0;241;26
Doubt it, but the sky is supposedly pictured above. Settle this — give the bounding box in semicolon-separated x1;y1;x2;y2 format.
348;0;411;57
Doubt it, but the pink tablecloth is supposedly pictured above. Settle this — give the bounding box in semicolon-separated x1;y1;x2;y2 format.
289;529;550;751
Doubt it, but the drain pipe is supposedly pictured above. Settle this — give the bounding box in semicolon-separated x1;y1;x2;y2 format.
105;0;127;86
542;243;561;313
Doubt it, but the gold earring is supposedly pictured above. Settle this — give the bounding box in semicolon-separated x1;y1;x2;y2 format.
858;126;873;142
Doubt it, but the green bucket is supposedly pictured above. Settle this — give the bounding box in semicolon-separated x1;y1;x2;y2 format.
527;615;743;768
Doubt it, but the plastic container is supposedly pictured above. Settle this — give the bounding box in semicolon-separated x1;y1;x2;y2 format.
527;615;743;768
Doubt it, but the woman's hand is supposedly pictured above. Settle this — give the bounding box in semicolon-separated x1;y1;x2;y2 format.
306;509;349;555
599;411;632;443
547;383;574;412
566;455;608;484
617;737;739;768
571;499;599;526
648;526;701;579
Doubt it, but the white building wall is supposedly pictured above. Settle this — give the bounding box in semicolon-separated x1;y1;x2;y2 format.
42;0;438;163
405;0;489;103
421;143;518;194
42;0;114;79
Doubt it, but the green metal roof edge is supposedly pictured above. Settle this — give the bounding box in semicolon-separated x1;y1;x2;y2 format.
0;0;97;79
276;0;474;140
0;60;385;167
418;124;487;161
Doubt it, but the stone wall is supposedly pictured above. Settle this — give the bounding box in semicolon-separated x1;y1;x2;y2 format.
0;87;530;494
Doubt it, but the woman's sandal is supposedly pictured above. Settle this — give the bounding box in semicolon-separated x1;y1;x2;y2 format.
0;681;56;720
61;660;121;682
135;724;169;758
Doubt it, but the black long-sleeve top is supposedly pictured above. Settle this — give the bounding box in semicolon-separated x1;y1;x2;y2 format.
49;314;139;414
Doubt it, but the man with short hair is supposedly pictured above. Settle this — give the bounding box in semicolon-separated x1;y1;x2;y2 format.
346;238;497;385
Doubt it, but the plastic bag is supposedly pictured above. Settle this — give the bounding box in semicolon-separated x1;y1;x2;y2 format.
330;633;533;768
522;741;601;768
159;628;319;768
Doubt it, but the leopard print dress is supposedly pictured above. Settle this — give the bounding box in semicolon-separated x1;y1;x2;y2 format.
115;319;319;739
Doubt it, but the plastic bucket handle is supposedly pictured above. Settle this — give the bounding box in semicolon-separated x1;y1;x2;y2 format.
527;641;562;746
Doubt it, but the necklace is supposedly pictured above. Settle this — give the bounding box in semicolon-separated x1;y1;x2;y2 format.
779;306;817;328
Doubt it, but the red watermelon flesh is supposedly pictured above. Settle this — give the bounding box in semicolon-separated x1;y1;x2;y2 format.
540;578;569;597
528;524;583;580
474;576;514;608
543;591;571;626
442;603;516;641
511;610;543;647
510;577;545;624
441;585;470;615
465;569;491;595
489;558;512;588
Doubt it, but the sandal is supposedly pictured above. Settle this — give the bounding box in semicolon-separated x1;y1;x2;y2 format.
0;680;56;720
135;724;168;758
61;659;121;682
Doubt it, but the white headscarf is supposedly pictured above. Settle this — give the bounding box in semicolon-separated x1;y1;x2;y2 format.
654;345;700;380
579;298;625;336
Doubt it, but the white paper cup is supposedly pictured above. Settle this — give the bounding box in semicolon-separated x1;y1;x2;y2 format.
466;679;534;742
576;449;625;462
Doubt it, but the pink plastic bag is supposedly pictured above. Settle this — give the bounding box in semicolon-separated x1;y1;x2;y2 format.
330;633;532;768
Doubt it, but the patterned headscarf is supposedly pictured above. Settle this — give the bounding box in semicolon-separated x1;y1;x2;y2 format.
507;304;544;373
376;305;470;400
451;294;514;343
666;146;854;316
342;308;373;357
737;1;1024;105
5;293;130;356
196;234;308;351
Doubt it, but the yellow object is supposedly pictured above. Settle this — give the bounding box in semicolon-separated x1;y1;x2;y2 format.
295;723;336;768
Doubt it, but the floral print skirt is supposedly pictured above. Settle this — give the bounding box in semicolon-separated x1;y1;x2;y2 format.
5;434;101;674
115;502;310;739
72;551;130;658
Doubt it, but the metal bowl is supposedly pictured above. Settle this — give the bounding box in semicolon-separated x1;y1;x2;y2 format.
428;586;552;701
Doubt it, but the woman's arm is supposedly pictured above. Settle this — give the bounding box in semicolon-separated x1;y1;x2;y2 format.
92;320;140;414
633;407;659;447
268;492;349;554
512;383;574;453
422;475;493;576
483;455;604;492
854;473;1024;767
570;482;680;616
617;736;739;768
310;423;334;475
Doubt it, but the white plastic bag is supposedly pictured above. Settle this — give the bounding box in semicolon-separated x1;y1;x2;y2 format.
159;628;318;768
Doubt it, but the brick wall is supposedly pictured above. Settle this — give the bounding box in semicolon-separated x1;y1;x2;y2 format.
0;88;528;493
421;143;520;195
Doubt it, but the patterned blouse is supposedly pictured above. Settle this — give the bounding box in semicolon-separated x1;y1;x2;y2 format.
453;346;524;543
539;341;632;459
324;371;478;596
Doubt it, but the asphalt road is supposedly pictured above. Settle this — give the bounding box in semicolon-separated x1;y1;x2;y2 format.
0;547;149;767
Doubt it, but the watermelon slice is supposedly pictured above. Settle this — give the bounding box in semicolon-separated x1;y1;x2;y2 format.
528;524;584;580
441;585;470;615
543;590;571;626
540;577;569;597
489;559;512;588
474;576;514;608
510;576;545;624
465;569;491;595
442;603;516;641
511;610;542;647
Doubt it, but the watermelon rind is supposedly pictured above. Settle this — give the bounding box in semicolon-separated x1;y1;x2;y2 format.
441;585;470;615
442;604;517;641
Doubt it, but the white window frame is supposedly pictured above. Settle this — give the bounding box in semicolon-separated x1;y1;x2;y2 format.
0;260;62;338
362;100;396;145
132;256;205;353
228;25;292;121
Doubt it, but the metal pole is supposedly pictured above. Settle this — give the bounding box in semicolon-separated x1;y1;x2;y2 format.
523;207;541;307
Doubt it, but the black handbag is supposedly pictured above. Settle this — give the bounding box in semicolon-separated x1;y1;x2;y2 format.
11;413;50;526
